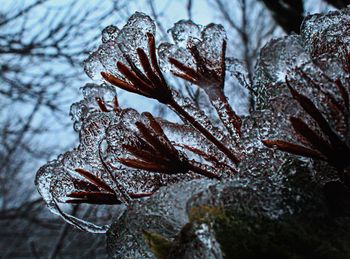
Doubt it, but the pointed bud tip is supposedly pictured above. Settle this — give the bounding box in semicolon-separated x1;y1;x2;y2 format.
100;71;108;79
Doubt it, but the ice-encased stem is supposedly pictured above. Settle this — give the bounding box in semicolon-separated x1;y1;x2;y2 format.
208;88;242;142
168;99;240;164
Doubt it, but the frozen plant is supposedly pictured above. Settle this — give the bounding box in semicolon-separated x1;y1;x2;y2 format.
35;13;248;233
35;9;350;239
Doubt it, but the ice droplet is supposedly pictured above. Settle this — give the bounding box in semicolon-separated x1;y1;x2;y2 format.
83;53;105;81
69;83;116;132
70;100;89;132
170;20;201;48
102;25;120;43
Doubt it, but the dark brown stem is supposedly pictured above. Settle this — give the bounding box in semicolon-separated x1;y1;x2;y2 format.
169;99;240;164
187;162;220;179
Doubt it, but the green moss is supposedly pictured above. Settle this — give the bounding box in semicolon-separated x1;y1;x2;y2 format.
188;206;350;259
189;205;225;222
142;230;173;259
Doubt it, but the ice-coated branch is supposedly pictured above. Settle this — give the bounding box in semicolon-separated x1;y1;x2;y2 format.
118;112;220;179
169;38;242;138
263;74;350;185
101;32;241;164
102;33;172;104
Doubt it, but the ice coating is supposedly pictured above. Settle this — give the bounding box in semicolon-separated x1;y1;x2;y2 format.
224;57;251;115
116;12;156;65
37;9;350;254
39;13;282;233
159;20;245;140
111;9;350;258
70;83;116;132
83;53;106;81
254;35;310;109
225;57;251;91
158;21;227;77
301;7;350;59
81;83;116;108
196;23;227;72
107;179;216;258
37;83;234;232
253;8;350;186
170;90;238;162
101;109;200;195
84;12;155;81
157;42;195;72
159;118;226;164
254;34;349;143
35;158;110;233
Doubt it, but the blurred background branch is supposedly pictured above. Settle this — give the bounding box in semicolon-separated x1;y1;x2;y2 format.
260;0;304;33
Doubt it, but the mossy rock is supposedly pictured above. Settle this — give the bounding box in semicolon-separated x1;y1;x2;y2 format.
189;206;350;259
